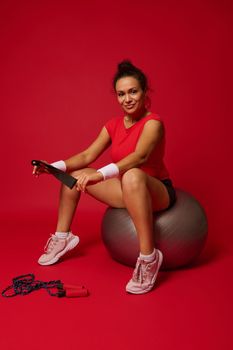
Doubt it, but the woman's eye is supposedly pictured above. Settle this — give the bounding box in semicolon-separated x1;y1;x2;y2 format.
131;90;137;94
118;93;124;97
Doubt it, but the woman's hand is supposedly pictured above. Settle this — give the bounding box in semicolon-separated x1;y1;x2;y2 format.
75;171;104;192
32;160;50;177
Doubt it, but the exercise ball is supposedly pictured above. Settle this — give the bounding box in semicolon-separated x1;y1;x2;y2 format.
101;189;208;270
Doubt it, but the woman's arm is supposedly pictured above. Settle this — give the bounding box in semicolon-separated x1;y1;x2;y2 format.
116;119;164;173
32;127;111;176
64;127;111;172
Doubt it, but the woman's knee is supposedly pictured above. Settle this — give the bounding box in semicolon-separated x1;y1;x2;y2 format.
121;168;147;192
61;168;94;196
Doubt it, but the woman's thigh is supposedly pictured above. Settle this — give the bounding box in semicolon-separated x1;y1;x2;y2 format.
71;168;124;208
86;178;125;208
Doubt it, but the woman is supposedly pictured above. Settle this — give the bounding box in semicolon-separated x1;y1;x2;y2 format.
33;60;176;295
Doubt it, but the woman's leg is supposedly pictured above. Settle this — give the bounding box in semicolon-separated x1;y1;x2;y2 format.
56;181;81;232
38;168;124;266
119;168;169;294
121;168;169;255
56;168;124;233
37;181;81;265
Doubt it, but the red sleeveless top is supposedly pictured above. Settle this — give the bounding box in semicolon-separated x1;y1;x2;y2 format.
104;113;169;179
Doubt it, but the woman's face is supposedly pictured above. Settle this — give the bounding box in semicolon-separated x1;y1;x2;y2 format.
115;76;146;117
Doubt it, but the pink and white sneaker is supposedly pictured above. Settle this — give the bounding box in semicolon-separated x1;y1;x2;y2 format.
126;249;163;294
38;232;80;266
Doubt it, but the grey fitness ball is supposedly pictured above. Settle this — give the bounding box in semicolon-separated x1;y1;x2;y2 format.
101;189;208;270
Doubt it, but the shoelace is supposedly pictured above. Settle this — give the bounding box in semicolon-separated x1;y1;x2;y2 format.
132;258;157;284
44;234;59;253
132;260;145;284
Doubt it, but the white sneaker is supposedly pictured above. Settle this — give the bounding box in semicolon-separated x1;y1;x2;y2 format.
126;249;163;294
38;232;80;266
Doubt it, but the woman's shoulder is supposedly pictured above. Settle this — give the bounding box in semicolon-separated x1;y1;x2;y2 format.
145;112;163;122
104;115;123;136
140;113;164;129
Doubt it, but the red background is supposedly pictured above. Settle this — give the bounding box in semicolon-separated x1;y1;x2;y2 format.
0;1;232;349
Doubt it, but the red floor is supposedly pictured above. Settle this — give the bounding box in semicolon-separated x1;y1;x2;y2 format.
0;208;232;350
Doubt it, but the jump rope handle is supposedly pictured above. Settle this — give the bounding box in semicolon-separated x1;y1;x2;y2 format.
57;284;89;298
31;159;77;189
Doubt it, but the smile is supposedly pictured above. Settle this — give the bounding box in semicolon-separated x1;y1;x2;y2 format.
124;104;135;109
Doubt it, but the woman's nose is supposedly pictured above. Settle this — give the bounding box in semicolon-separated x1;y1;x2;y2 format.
125;94;132;102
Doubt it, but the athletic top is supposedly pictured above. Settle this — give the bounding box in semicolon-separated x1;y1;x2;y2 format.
104;113;170;179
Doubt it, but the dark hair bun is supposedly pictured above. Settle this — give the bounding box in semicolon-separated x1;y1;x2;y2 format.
113;59;148;92
118;60;135;73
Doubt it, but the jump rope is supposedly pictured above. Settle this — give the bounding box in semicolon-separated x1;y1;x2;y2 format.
2;274;88;298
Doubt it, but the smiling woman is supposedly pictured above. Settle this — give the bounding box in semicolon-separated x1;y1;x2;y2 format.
32;60;176;295
113;60;149;122
116;76;148;126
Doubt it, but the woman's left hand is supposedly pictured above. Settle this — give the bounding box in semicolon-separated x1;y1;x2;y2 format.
75;171;104;192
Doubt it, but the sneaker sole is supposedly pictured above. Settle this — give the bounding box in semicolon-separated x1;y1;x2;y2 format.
38;236;80;266
126;249;163;295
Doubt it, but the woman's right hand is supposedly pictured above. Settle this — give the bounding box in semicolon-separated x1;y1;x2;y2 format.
32;160;50;177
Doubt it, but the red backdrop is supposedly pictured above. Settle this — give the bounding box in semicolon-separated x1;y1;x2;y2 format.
0;0;232;239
